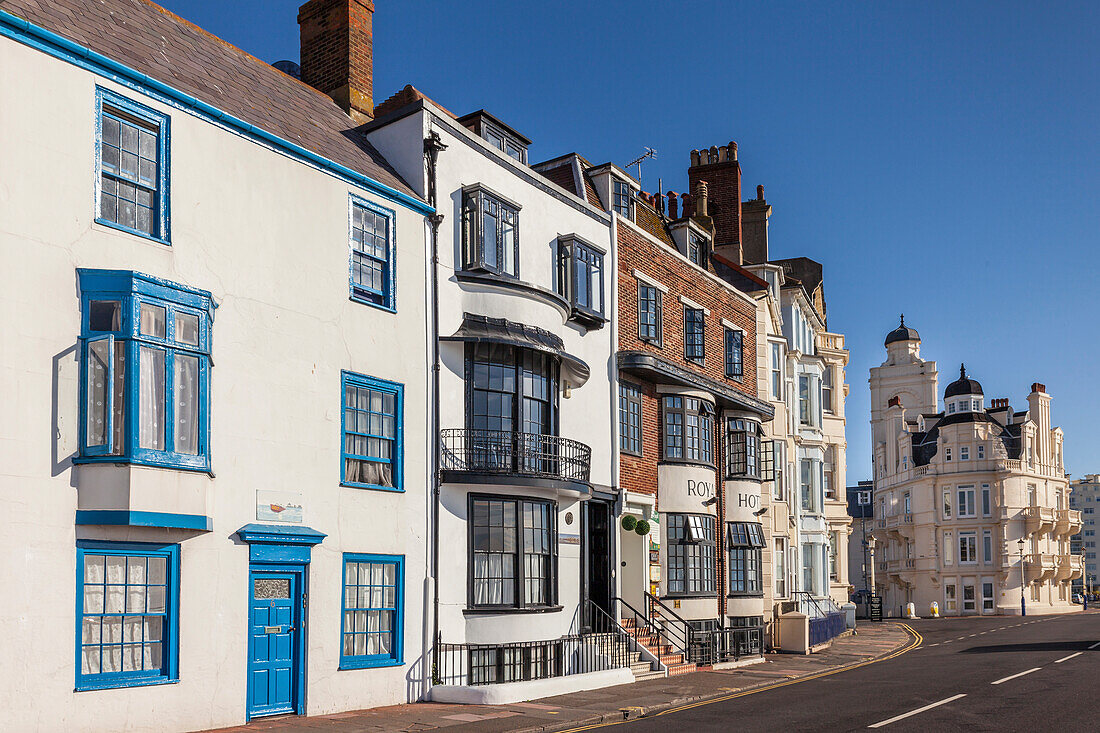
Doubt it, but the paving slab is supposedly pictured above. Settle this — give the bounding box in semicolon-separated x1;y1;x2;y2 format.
200;623;912;733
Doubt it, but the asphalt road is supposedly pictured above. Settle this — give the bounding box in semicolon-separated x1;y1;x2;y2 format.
582;610;1100;732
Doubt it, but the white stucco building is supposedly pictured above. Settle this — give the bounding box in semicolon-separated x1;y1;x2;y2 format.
1069;475;1100;593
869;320;1082;616
364;89;621;700
0;0;437;729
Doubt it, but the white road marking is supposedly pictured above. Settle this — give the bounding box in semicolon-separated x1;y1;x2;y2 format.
991;667;1042;685
1054;652;1083;664
1088;641;1100;650
868;694;967;728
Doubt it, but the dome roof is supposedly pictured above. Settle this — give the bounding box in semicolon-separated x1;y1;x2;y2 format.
945;363;984;398
885;314;920;345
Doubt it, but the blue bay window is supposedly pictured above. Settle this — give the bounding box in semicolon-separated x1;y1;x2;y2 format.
77;270;213;471
349;195;396;310
76;540;179;690
340;554;404;669
95;87;170;244
341;372;403;491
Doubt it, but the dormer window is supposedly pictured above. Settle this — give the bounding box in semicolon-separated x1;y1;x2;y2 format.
483;121;526;163
948;402;956;414
613;179;633;220
688;232;708;267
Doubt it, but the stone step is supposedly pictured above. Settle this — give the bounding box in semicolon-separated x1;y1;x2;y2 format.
666;662;696;677
632;669;666;682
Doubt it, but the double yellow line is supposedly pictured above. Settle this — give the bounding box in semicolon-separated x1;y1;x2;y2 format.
556;623;923;732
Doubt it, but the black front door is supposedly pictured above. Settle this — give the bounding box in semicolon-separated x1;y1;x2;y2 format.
584;500;614;624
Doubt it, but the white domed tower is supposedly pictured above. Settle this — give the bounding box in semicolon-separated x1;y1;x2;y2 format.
869;316;939;481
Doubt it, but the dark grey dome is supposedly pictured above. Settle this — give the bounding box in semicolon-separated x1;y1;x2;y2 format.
945;363;983;398
885;314;920;346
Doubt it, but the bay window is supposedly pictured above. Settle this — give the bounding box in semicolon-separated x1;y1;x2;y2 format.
667;514;716;596
727;522;764;595
78;270;211;471
470;496;557;609
725;418;762;478
462;185;519;277
556;236;605;325
663;396;714;464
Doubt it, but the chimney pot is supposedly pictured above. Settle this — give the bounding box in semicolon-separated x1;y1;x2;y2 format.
666;191;679;219
694;180;708;217
757;184;764;200
708;145;719;164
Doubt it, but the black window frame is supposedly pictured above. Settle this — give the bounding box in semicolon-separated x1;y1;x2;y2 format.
725;419;770;480
662;395;714;465
556;236;606;326
684;306;705;363
724;327;743;380
467;494;558;611
619;382;643;456
464;342;559;440
637;281;663;346
666;513;717;597
687;231;708;267
613;179;634;219
461;185;521;278
726;522;764;597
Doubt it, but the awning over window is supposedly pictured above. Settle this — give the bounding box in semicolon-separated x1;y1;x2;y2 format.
442;313;591;387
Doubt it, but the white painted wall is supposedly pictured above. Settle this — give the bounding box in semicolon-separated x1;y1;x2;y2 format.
0;37;431;731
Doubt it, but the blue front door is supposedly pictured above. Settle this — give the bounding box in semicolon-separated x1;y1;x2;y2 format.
248;569;301;718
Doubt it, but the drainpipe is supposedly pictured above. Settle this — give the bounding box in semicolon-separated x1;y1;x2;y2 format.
424;129;447;683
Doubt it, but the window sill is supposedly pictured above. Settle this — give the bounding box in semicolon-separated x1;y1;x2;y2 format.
463;605;563;616
660;593;717;601
568;305;608;330
94;217;170;246
73;455;213;476
341;481;405;493
339;657;403;671
349;293;397;313
76;675;177;692
724;473;764;483
726;592;764;599
658;459;717;471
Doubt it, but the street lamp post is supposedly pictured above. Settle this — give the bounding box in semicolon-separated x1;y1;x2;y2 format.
1017;538;1026;617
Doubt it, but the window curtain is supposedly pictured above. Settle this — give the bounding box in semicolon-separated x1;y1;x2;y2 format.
139;347;165;450
173;354;199;454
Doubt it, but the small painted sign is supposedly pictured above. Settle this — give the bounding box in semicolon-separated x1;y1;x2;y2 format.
256;490;304;524
560;533;581;546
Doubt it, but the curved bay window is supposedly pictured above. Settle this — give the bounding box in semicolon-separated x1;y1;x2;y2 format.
727;522;765;596
462;185;520;277
663;396;714;465
469;496;557;610
666;514;716;596
465;343;559;473
725;419;762;479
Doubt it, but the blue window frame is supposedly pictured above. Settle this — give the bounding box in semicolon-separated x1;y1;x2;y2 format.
95;87;170;244
725;328;743;379
341;372;403;491
349;195;396;310
77;270;213;472
76;540;180;691
340;554;404;669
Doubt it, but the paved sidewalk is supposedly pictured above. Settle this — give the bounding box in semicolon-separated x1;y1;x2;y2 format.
206;623;912;733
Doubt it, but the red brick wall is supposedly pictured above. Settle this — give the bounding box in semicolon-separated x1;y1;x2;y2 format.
299;0;375;118
617;220;759;499
688;159;741;250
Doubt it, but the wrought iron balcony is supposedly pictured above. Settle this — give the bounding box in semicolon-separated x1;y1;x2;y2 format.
440;429;592;486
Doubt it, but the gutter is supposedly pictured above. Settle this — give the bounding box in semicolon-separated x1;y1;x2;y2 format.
0;8;433;216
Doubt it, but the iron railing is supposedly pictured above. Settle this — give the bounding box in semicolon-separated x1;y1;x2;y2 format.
434;632;631;687
643;592;762;665
440;428;591;482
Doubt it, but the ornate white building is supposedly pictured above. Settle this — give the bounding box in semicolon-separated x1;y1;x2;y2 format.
869;319;1081;616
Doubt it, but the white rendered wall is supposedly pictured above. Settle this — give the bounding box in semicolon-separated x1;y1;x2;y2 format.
0;38;430;731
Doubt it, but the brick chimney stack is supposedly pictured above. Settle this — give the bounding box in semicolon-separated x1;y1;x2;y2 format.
298;0;375;123
688;141;741;263
741;183;771;265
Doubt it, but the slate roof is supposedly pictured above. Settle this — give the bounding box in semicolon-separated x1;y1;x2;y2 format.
910;409;1021;466
1;0;417;199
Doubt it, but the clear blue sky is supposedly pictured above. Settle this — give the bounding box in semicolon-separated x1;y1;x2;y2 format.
162;0;1099;481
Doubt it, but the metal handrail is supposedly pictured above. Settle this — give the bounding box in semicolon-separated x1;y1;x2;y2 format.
440;428;591;482
644;592;694;657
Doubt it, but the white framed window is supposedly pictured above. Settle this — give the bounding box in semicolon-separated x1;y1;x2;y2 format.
945;583;957;611
774;537;787;598
959;531;977;564
948;402;956;414
977;444;985;459
770;343;783;401
945;447;952;462
960;446;970;460
822;367;834;414
957;486;976;518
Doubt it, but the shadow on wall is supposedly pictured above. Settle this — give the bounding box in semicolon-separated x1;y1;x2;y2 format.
405;651;429;702
52;343;79;482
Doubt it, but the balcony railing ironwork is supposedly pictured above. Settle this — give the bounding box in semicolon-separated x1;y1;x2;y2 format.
440;428;591;483
434;631;631;687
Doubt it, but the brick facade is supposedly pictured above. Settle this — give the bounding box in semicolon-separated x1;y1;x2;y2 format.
298;0;375;121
